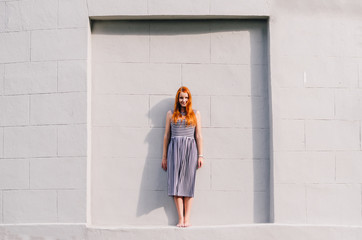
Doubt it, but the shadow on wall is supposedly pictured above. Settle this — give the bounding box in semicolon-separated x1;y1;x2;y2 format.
136;97;178;225
250;23;271;223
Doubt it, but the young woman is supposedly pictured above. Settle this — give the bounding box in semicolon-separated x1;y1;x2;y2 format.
161;86;204;228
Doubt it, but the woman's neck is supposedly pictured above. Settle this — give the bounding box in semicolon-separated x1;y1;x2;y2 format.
180;107;186;113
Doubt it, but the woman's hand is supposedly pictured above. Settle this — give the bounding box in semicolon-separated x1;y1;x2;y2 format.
197;157;203;169
161;158;167;171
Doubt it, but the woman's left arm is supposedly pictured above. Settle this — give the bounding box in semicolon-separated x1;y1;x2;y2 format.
195;111;204;169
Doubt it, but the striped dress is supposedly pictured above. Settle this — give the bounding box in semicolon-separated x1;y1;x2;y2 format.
167;110;198;197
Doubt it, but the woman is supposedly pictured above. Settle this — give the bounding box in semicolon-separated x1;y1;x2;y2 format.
161;86;204;228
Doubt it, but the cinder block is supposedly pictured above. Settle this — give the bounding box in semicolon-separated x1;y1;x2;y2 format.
92;21;149;62
58;60;87;92
3;190;57;223
91;189;172;225
4;125;57;158
203;128;269;159
93;158;166;192
306;120;360;151
210;21;267;64
210;0;269;15
58;124;87;157
275;152;335;184
149;95;175;127
58;0;88;28
92;126;164;158
0;159;29;189
335;89;362;120
148;0;209;15
93;63;181;95
273;17;344;58
305;57;359;88
0;3;4;32
0;32;30;63
336;152;362;183
30;157;86;189
306;184;362;224
183;64;268;96
274;120;305;151
211;96;268;128
150;21;210;63
93;94;149;127
88;0;147;16
192;190;253;224
5;1;22;31
274;183;306;223
31;28;87;61
4;62;57;95
58;190;86;222
272;55;311;88
276;88;334;119
195;157;210;190
190;96;210;127
211;159;253;191
0;95;29;127
30;92;86;124
14;0;57;30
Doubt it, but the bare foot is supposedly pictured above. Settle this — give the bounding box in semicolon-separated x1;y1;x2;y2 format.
183;221;191;228
176;219;184;227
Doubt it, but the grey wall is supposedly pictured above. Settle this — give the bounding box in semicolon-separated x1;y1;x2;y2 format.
91;20;270;225
0;0;362;231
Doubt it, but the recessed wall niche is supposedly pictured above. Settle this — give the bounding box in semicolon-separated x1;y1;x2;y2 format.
91;19;270;225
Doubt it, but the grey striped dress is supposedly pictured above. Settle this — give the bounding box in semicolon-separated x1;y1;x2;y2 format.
167;110;198;197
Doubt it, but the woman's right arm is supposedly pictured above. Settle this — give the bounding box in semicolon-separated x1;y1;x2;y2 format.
161;110;172;171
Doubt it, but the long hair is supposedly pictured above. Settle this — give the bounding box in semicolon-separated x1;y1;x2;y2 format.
172;86;197;126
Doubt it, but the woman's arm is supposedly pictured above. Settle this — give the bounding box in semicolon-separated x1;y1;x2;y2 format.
161;110;172;171
195;111;204;169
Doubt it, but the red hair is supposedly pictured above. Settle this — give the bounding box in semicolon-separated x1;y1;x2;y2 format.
172;86;197;126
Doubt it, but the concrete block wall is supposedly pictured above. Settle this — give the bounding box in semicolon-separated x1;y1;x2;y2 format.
0;0;361;231
0;0;89;223
271;0;362;225
91;19;270;225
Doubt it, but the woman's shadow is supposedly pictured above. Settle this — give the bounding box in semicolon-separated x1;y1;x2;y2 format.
136;97;178;225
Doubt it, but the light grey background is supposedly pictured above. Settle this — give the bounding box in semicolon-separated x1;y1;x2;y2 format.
91;20;270;225
1;1;362;238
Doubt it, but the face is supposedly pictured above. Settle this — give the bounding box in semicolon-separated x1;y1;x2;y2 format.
178;91;189;108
